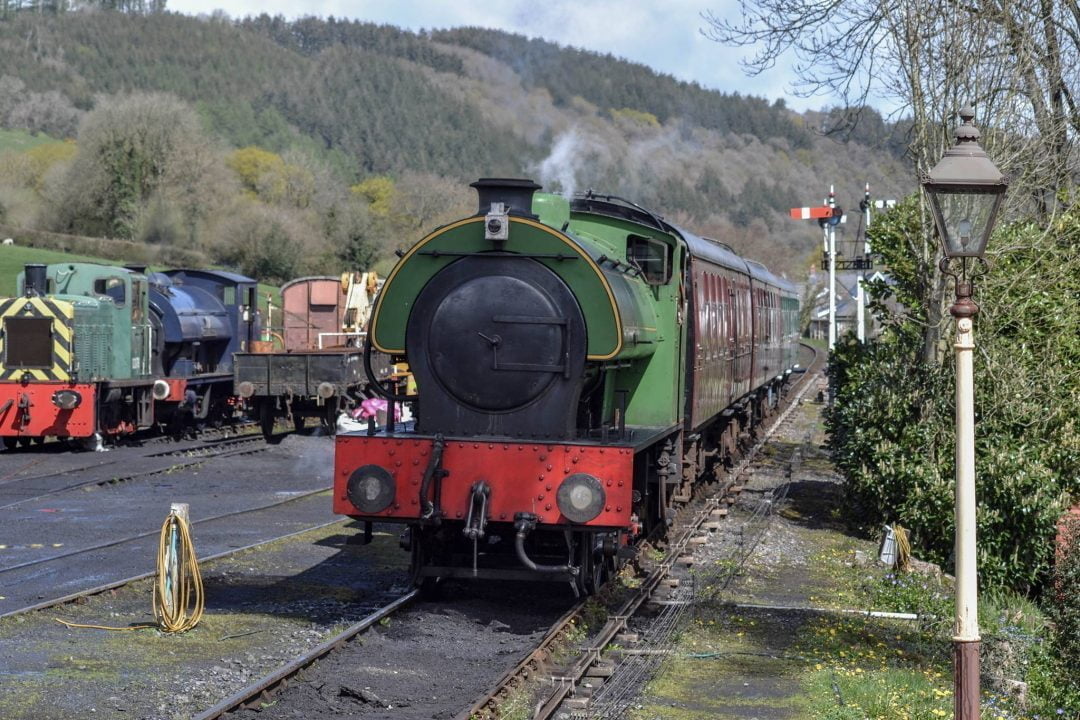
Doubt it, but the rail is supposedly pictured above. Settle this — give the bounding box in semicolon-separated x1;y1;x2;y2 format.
0;434;268;511
192;590;419;719
459;342;824;719
0;517;346;620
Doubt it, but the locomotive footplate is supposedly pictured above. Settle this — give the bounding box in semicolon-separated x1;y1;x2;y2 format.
334;434;635;528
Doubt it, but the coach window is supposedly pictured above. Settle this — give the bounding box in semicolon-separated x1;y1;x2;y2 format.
94;277;127;306
627;236;672;285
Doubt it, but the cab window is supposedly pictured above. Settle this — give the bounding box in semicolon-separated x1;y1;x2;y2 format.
627;236;672;285
94;277;127;306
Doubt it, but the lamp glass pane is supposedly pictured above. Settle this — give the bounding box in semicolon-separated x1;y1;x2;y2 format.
935;190;998;257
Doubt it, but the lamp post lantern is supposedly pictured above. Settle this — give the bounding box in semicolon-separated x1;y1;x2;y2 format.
921;105;1008;720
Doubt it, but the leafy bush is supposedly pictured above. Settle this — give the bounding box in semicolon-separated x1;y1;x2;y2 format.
207;201;313;283
980;588;1049;702
51;92;219;240
827;195;1080;594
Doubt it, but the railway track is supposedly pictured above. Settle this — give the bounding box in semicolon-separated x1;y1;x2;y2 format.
0;417;260;456
0;420;262;490
459;344;823;719
0;433;268;510
185;346;824;720
0;481;327;583
0;514;348;620
0;430;339;615
193;590;419;720
576;432;813;719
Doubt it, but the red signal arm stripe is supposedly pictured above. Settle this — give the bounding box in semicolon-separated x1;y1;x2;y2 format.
789;206;834;219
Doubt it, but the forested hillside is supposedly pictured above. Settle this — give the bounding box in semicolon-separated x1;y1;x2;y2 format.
0;8;910;282
432;28;811;145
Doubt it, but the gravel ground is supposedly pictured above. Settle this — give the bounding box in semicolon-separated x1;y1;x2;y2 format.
629;391;889;719
0;520;411;720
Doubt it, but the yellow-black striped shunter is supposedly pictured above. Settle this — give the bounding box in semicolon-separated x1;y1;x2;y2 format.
0;289;95;446
0;262;261;449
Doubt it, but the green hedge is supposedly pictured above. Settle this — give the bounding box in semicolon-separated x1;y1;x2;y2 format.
0;224;209;268
826;196;1080;594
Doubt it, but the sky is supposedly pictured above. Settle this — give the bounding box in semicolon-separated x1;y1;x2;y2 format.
165;0;835;112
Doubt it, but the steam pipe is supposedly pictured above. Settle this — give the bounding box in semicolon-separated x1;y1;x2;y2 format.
419;434;446;520
514;513;578;575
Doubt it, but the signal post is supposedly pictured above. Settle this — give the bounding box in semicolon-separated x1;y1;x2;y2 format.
790;189;843;350
793;185;893;346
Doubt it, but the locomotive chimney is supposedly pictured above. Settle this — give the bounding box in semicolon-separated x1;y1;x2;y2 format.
24;263;46;297
470;178;541;218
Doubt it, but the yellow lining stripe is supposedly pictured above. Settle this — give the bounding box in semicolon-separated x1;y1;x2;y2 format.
30;297;50;317
370;216;625;360
54;343;71;367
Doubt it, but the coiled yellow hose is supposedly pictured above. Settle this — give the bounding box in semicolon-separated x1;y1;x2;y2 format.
153;511;204;632
56;510;204;633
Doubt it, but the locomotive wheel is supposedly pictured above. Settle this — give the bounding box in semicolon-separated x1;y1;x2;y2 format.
577;533;607;596
585;557;604;596
2;437;17;451
417;575;441;600
259;401;275;441
322;397;340;436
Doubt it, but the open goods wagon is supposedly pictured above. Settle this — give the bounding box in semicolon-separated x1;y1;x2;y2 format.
234;274;393;440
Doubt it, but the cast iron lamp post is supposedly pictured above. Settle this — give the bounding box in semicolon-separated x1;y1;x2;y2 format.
921;105;1008;720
